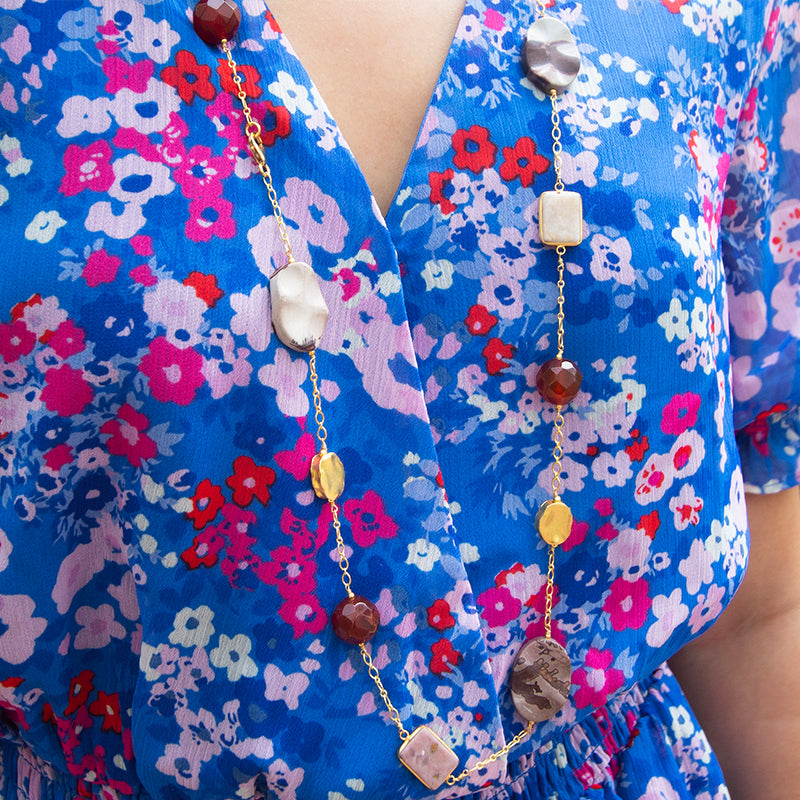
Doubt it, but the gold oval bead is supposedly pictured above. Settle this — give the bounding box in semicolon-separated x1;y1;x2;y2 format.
310;451;345;501
535;499;573;547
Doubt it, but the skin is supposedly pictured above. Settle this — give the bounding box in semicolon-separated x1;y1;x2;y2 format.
265;4;798;795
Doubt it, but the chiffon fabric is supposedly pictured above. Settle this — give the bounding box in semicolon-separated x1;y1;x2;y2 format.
0;1;798;799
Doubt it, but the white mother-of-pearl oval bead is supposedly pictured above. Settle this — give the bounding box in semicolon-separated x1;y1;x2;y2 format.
269;260;329;352
522;17;581;95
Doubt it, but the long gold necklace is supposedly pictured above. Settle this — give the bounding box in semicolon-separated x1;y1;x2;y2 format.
192;0;585;789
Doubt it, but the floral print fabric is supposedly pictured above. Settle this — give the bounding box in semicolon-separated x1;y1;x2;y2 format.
0;1;798;799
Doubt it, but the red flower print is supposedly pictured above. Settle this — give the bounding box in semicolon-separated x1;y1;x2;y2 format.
181;526;225;569
343;490;399;548
101;403;158;467
429;638;463;676
47;320;86;359
184;271;223;308
661;0;689;11
226;455;276;507
255;100;292;147
65;669;95;716
498;136;551;187
160;50;216;105
185;478;225;529
216;59;263;99
83;248;121;287
603;576;651;632
477;585;521;627
429;168;457;214
624;432;649;463
59;141;115;197
452;125;497;174
573;648;624;709
101;56;153;94
637;510;660;540
465;304;498;336
89;691;122;734
0;320;35;363
427;599;455;632
41;365;93;417
482;337;515;375
139;337;205;405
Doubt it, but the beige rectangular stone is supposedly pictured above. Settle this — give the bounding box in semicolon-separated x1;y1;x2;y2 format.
397;725;458;790
539;190;583;246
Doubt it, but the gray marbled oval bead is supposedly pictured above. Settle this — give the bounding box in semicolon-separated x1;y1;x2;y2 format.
270;260;328;352
521;17;581;94
510;636;572;722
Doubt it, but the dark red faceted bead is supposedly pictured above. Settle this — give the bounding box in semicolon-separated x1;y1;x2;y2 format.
332;595;381;645
192;0;242;46
536;357;582;405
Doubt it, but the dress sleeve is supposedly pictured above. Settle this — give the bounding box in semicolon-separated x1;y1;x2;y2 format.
724;0;800;494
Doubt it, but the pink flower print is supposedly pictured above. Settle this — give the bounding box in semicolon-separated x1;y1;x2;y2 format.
343;490;399;548
476;585;521;628
603;576;652;632
130;264;158;287
47;320;86;359
206;91;246;145
83;248;121;288
764;4;780;53
0;319;35;363
278;593;327;639
660;392;701;436
186;196;236;242
139;337;205;405
280;505;327;557
41;365;93;417
573;648;624;709
44;443;73;471
282;177;348;252
259;546;317;600
101;56;153;94
275;432;316;482
73;604;126;649
175;145;233;200
688;584;725;634
101;403;157;467
59;141;114;197
0;594;47;665
130;235;153;256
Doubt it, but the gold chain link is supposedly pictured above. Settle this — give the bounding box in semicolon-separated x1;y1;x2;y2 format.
535;0;547;20
221;39;294;267
543;545;556;638
446;721;535;785
549;90;565;193
220;27;543;787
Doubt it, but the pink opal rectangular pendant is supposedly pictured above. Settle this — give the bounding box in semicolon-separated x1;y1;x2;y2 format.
397;725;458;790
539;190;583;246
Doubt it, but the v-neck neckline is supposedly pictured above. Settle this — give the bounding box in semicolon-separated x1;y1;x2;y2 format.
260;0;473;226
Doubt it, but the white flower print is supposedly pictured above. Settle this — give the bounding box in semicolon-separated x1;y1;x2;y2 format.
169;605;215;648
210;634;258;682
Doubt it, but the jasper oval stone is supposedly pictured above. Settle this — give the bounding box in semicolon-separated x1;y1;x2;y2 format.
193;0;242;46
521;17;581;94
510;636;572;722
536;357;582;405
332;595;380;644
270;260;329;352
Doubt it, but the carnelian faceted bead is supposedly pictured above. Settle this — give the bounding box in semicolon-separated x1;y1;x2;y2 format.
192;0;241;46
536;357;582;405
332;595;380;645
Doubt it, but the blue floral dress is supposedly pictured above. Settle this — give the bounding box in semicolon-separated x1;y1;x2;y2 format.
0;1;798;799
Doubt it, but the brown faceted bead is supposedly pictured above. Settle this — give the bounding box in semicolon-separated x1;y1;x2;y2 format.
536;357;582;405
192;0;242;46
332;595;380;645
